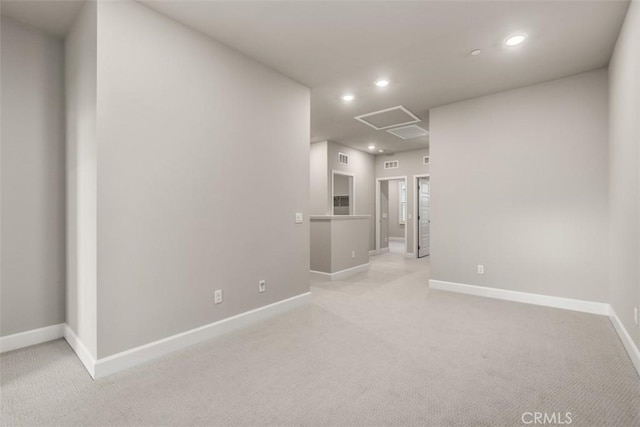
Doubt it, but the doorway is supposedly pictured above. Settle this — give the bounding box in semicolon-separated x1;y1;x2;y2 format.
376;176;407;253
417;176;430;257
332;171;355;215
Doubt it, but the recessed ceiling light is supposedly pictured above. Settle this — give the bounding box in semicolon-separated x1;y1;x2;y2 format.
470;49;481;56
378;149;384;153
368;144;376;150
505;33;527;47
342;94;355;102
375;79;389;87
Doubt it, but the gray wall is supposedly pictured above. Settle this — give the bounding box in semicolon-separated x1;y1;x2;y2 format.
429;69;609;303
65;0;98;356
387;179;405;239
327;141;376;250
375;149;429;255
330;218;369;271
310;217;369;273
609;0;640;347
0;17;66;336
95;0;310;357
310;141;328;215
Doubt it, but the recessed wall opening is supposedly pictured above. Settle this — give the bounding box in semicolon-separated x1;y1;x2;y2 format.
332;171;355;215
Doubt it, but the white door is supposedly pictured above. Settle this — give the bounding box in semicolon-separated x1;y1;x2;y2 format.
418;177;430;258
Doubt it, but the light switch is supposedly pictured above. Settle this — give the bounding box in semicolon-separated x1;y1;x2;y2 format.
295;213;304;224
382;213;388;219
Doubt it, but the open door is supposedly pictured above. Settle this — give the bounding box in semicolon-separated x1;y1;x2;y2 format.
418;177;430;257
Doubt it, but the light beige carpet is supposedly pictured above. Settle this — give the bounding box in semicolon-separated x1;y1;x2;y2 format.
1;253;639;426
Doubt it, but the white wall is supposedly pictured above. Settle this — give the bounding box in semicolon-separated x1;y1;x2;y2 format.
1;17;66;336
65;0;97;357
609;0;640;347
95;0;310;357
375;149;429;255
429;70;609;303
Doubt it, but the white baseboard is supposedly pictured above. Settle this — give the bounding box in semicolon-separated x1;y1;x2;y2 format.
91;292;311;379
429;280;610;316
0;323;65;353
64;326;96;378
609;307;640;376
369;247;389;257
310;263;369;281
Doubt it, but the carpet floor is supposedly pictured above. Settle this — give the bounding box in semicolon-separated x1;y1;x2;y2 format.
1;252;639;426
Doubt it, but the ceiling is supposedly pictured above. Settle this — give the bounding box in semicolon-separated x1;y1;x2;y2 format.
2;0;630;154
1;0;83;38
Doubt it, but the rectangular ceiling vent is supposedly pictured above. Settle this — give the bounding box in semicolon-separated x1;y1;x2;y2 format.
338;152;349;166
354;106;421;130
387;124;429;140
384;160;399;170
423;156;430;165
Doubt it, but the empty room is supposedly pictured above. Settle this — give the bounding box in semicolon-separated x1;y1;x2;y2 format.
1;0;639;426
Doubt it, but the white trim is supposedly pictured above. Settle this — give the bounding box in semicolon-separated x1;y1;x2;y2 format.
369;248;390;256
310;263;370;281
64;326;97;378
413;174;430;258
388;236;404;242
376;176;408;254
354;105;421;130
91;293;311;379
609;307;640;376
429;280;610;316
332;169;356;215
0;323;65;353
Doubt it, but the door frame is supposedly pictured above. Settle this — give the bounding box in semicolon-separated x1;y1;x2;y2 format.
331;170;356;215
413;174;430;258
375;176;408;252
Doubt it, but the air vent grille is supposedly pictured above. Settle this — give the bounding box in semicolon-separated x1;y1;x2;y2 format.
387;124;429;140
354;106;421;130
338;152;349;166
423;156;430;165
384;160;399;170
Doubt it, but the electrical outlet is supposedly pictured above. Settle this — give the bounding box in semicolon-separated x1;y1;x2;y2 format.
214;289;223;304
295;213;303;224
259;280;266;293
634;307;638;326
351;250;356;259
477;265;484;275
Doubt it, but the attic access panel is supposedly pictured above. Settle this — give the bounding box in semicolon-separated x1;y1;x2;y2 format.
354;105;421;130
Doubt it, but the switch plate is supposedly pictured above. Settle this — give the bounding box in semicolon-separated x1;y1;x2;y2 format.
214;289;223;304
382;213;388;219
259;280;266;293
477;265;484;275
351;250;356;259
295;213;303;224
408;214;412;219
